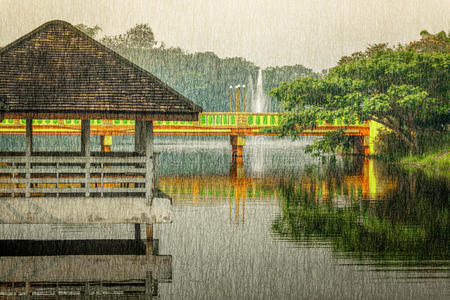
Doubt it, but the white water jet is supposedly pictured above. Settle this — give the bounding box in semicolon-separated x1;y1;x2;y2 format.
248;68;270;176
254;69;269;113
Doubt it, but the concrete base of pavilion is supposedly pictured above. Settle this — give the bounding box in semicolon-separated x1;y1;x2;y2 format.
0;196;173;224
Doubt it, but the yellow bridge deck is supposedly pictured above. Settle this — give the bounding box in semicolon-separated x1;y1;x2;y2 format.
0;112;370;137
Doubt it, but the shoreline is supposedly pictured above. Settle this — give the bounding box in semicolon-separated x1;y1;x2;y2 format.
399;148;450;179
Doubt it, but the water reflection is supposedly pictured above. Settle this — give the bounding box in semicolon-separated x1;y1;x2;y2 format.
1;137;448;299
0;224;171;298
272;171;449;261
152;138;449;299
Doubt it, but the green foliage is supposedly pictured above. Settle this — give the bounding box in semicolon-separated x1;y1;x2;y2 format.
400;131;450;177
373;130;410;160
74;23;316;112
304;128;354;157
272;171;450;259
270;33;450;154
101;24;157;49
410;30;450;53
377;129;450;161
263;65;317;111
75;24;101;38
112;47;258;111
123;24;157;49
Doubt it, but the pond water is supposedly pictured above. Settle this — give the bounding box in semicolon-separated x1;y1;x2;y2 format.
0;136;448;299
153;136;449;299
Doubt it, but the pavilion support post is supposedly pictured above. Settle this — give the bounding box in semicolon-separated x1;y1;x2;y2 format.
25;119;33;197
145;271;154;297
144;121;154;202
134;223;141;240
81;120;91;197
146;223;153;256
135;120;145;154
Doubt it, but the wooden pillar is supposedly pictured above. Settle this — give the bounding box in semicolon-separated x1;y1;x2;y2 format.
134;223;141;240
146;223;153;255
25;119;32;198
25;281;31;296
145;271;153;298
135;120;145;154
81;120;91;197
145;121;153;201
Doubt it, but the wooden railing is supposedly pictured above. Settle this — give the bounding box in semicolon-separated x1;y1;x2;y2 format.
0;152;157;199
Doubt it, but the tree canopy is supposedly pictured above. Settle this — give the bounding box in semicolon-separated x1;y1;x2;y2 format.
75;24;101;38
270;32;450;154
101;24;157;49
72;23;315;112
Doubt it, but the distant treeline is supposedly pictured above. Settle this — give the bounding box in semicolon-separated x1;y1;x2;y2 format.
76;24;317;112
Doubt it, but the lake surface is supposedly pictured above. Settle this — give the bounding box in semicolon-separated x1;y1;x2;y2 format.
1;136;449;299
154;136;449;299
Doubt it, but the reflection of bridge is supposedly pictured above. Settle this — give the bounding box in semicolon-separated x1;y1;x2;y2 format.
0;112;376;163
157;159;397;223
159;161;384;202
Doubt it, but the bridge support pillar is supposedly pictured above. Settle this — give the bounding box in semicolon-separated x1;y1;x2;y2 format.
100;135;112;152
353;135;370;156
230;135;245;164
363;136;370;156
230;159;245;178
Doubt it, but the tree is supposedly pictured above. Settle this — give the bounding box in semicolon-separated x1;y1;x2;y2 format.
124;24;157;49
98;24;314;112
101;24;156;49
263;65;317;112
409;30;449;53
269;36;449;154
75;24;101;38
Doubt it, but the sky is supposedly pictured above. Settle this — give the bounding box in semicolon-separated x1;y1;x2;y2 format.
0;0;449;71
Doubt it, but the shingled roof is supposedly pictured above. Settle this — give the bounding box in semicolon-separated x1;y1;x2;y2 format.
0;20;202;121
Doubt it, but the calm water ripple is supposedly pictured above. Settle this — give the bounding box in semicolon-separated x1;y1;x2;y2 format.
0;137;448;299
154;137;449;299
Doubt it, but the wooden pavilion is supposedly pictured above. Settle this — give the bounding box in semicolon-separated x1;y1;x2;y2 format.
0;21;202;211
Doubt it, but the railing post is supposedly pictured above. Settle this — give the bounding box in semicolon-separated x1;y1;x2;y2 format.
56;162;59;197
145;121;153;202
25;119;32;198
100;163;104;197
81;120;91;197
12;162;16;198
153;152;159;193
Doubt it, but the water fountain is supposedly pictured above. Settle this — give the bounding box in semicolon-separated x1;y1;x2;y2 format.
254;69;269;113
248;69;269;176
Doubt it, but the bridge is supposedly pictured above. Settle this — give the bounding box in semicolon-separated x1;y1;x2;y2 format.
0;112;376;161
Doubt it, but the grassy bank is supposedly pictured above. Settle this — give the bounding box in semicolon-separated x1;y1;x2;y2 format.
400;148;450;178
373;130;449;178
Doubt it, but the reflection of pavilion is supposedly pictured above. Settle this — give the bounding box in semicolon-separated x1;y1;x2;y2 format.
0;225;171;297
